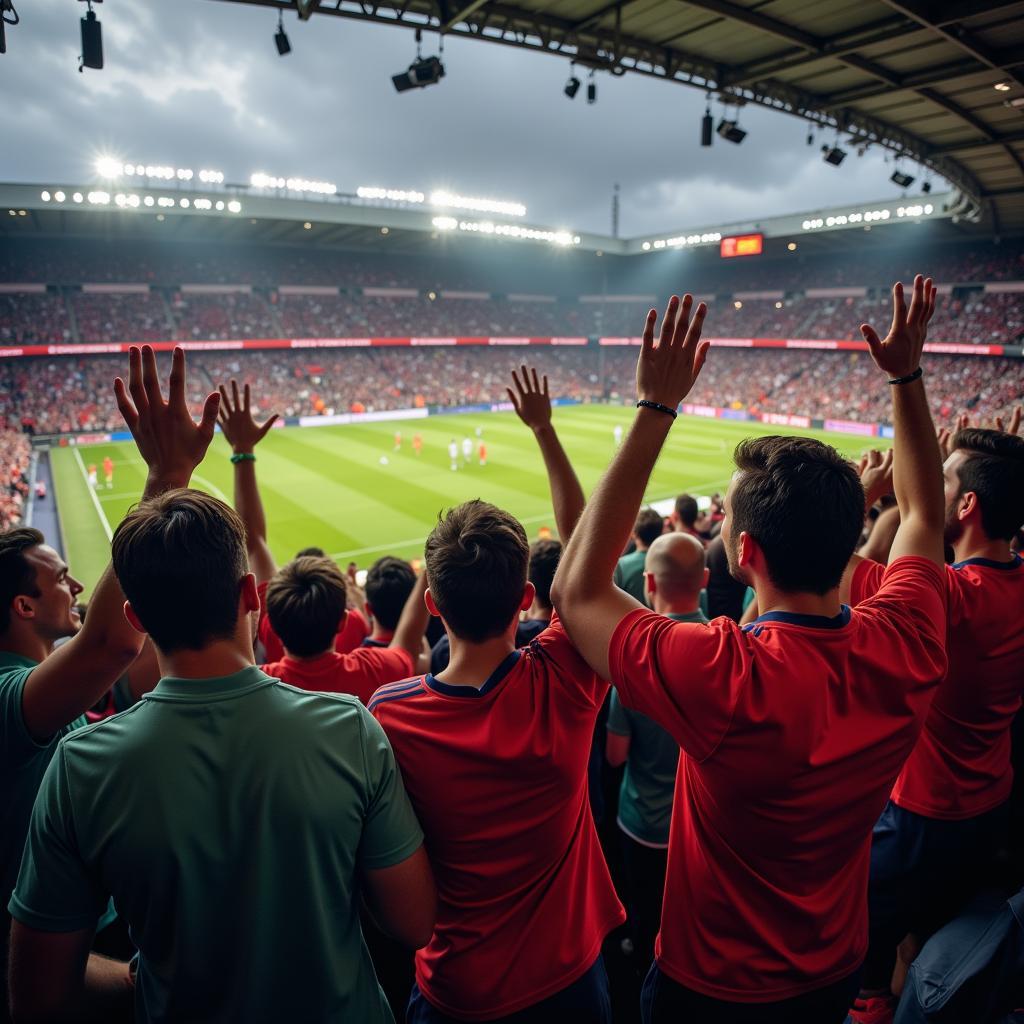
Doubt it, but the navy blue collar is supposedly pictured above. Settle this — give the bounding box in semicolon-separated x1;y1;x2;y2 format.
745;606;852;631
951;554;1022;571
426;649;521;698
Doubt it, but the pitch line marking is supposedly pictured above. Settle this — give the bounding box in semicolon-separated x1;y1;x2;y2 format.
72;447;113;542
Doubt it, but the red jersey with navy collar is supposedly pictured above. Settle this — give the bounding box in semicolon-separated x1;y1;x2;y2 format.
261;647;412;705
852;553;1024;820
256;580;369;663
369;615;624;1020
609;556;946;1002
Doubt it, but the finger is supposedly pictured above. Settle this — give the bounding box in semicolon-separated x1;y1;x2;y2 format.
641;309;657;354
906;274;923;326
881;449;894;474
693;339;710;380
256;413;279;442
231;378;241;413
197;391;221;443
1010;405;1022;436
682;302;706;352
671;295;694;347
926;281;937;324
505;387;521;414
996;416;1005;432
542;374;549;397
510;368;524;398
861;324;884;364
531;367;540;393
867;449;881;468
243;383;251;413
218;384;230;412
113;378;139;434
127;346;148;418
520;365;532;394
141;345;164;409
659;296;679;347
890;282;905;336
168;347;187;409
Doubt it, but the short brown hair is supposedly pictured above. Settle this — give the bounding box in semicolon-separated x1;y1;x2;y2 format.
266;556;347;657
952;428;1024;541
0;527;44;634
111;489;248;652
633;508;665;547
528;538;562;609
426;500;529;643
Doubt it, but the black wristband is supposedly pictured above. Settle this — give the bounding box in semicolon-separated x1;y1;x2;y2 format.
636;400;678;419
887;367;923;386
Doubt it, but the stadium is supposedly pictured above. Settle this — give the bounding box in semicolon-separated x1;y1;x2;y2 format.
1;1;1023;1023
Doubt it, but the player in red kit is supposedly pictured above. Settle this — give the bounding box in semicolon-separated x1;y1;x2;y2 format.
478;442;486;466
394;431;402;452
843;418;1024;1024
413;434;422;457
102;455;114;489
552;279;947;1024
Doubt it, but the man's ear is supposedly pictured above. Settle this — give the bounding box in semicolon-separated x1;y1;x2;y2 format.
240;573;261;615
11;595;35;623
425;588;441;618
958;490;979;523
123;601;147;635
645;573;657;599
519;582;536;612
702;567;710;590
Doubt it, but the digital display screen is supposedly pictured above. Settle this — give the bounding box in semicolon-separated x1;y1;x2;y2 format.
720;234;764;258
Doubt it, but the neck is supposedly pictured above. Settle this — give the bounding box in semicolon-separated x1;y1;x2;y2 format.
523;601;552;622
653;595;701;617
633;539;649;553
158;639;255;679
369;629;394;643
952;528;1014;565
754;581;842;619
440;632;516;689
0;629;51;664
282;646;333;663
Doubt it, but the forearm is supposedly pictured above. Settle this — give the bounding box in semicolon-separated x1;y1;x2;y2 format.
891;378;944;550
532;424;585;543
391;575;430;663
555;408;673;600
80;954;134;1021
232;461;268;543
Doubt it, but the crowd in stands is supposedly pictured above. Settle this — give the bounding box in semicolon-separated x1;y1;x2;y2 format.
73;292;170;344
0;294;72;344
0;433;31;527
170;292;281;341
2;275;1022;1024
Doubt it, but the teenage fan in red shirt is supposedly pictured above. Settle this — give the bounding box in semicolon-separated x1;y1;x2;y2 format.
550;279;948;1024
370;366;624;1023
217;380;426;700
843;414;1024;1024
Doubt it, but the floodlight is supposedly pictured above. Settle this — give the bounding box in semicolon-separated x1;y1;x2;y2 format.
587;79;597;104
891;170;915;188
79;3;102;71
822;145;847;166
701;107;713;147
716;119;746;144
95;156;122;179
275;10;290;55
564;74;580;99
922;181;931;194
392;55;445;92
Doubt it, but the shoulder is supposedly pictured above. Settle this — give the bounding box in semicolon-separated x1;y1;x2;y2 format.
367;675;429;716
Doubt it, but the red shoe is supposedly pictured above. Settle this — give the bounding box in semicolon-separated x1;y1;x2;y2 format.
846;995;896;1024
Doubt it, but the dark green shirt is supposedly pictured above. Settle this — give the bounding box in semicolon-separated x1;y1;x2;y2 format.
10;667;423;1024
614;549;648;605
608;610;708;846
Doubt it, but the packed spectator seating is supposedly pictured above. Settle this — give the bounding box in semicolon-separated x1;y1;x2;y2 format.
171;291;281;340
0;431;31;526
72;291;170;344
0;293;72;344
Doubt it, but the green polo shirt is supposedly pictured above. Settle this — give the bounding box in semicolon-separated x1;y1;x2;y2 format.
9;666;423;1024
607;610;707;846
0;652;87;921
614;549;648;605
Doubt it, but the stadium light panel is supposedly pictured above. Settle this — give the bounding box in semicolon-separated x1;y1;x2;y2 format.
822;145;847;166
95;157;123;179
430;191;526;218
716;119;746;144
890;170;915;188
357;186;426;203
392;56;445;93
564;74;581;99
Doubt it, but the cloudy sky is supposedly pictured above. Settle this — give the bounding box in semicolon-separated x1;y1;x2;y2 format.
3;0;933;236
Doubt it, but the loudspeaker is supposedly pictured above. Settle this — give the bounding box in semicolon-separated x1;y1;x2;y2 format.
81;9;102;69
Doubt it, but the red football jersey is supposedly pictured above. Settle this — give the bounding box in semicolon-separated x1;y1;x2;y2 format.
256;580;369;663
261;647;412;704
609;557;946;1002
369;615;624;1020
852;554;1024;819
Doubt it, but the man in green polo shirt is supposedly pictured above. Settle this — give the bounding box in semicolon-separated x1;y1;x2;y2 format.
613;507;665;604
606;532;708;967
8;347;435;1023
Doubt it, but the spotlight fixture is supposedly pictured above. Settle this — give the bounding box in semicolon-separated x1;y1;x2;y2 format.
922;180;932;194
587;73;596;105
891;170;915;188
822;145;847;166
564;67;580;99
806;128;814;146
701;104;713;147
993;81;1011;92
78;0;102;71
274;10;291;55
716;119;746;144
392;55;445;92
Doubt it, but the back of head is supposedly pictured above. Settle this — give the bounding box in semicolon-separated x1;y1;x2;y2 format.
266;556;348;658
295;546;326;559
633;507;664;547
112;489;248;653
645;532;706;603
364;556;417;631
0;527;44;634
950;428;1024;541
674;494;699;530
528;538;562;610
426;499;529;643
730;435;863;595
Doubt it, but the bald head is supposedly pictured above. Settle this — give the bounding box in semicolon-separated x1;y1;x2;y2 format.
644;533;707;610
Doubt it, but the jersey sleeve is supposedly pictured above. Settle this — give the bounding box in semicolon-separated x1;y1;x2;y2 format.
606;689;631;737
357;709;425;870
346;648;416;705
530;611;607;709
609;608;750;761
8;743;109;932
850;558;886;605
0;665;47;769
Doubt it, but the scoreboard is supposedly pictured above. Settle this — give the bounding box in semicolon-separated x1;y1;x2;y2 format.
720;233;764;258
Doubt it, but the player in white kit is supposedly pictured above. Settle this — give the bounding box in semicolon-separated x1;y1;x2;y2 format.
462;437;472;464
613;424;623;447
448;439;459;471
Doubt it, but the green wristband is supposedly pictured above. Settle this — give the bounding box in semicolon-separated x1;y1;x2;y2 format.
230;452;256;464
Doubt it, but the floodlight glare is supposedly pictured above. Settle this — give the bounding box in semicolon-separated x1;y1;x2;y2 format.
890;170;915;188
392;55;445;92
716;119;746;144
95;157;123;179
822;145;847;166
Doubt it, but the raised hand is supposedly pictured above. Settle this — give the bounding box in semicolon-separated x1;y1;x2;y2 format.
217;379;279;454
859;448;894;508
995;404;1022;436
114;345;220;491
861;274;937;378
507;366;552;433
636;294;709;410
937;427;954;461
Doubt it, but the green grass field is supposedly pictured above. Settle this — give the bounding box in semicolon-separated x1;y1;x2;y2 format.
49;406;889;598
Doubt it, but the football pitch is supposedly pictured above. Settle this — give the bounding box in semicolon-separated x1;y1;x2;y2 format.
49;406;888;598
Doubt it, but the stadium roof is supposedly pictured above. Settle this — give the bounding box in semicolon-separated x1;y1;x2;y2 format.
212;0;1024;232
